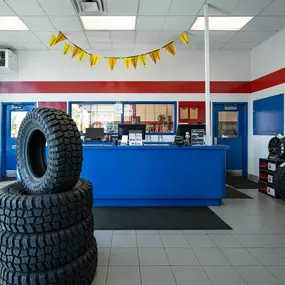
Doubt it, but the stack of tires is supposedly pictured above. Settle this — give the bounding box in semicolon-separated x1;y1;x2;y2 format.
0;108;97;285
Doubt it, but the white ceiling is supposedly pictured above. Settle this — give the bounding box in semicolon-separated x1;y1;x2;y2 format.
0;0;284;54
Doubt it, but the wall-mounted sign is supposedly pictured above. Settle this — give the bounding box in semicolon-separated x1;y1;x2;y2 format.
191;129;205;146
11;104;24;110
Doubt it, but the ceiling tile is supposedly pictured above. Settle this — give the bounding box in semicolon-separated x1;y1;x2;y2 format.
64;31;88;43
139;0;172;16
0;31;41;43
135;31;160;42
203;0;240;15
91;42;112;50
110;31;135;42
46;41;90;50
5;0;45;15
49;16;82;32
136;16;166;31
135;42;163;50
187;40;224;50
169;0;205;16
242;16;285;31
37;0;76;16
231;0;274;16
158;31;182;42
261;0;285;15
21;16;55;31
34;31;57;44
112;42;135;50
107;0;139;15
8;42;48;50
230;31;277;43
163;16;195;31
222;42;258;50
86;31;111;42
0;0;15;15
189;31;237;42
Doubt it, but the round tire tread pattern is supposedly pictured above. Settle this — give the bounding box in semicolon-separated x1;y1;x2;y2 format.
17;108;83;194
0;238;98;285
0;179;93;233
0;215;94;272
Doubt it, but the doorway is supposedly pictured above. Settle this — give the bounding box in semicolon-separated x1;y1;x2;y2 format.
212;102;248;177
0;103;35;178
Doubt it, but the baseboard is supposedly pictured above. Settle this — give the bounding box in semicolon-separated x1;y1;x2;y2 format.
248;174;258;183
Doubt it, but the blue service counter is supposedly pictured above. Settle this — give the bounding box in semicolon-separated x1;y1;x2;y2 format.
81;145;229;206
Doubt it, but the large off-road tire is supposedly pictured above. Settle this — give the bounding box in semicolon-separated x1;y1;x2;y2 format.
0;238;98;285
274;164;285;199
16;108;82;194
0;179;93;233
0;215;94;272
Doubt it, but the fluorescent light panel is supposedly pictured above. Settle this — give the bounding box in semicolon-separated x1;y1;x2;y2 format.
191;16;253;31
81;16;136;30
0;16;29;30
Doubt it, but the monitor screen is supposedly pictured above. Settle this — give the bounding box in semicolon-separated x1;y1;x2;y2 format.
118;124;146;140
176;124;205;138
85;128;104;139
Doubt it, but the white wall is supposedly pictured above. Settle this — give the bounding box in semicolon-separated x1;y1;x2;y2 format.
249;27;285;177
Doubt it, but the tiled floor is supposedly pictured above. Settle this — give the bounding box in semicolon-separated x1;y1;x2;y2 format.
2;181;285;284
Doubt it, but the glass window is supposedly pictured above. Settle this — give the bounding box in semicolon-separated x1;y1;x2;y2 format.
124;104;174;133
11;111;28;138
218;111;238;138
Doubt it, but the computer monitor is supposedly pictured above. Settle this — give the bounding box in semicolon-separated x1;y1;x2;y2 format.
176;124;205;138
85;128;104;140
118;124;146;140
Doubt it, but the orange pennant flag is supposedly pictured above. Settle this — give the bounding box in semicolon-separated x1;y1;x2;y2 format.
149;51;157;64
108;58;117;71
72;45;83;59
90;54;102;67
49;34;56;47
131;57;138;69
138;55;146;67
55;32;67;45
179;32;189;44
155;49;161;60
63;43;73;55
164;42;176;56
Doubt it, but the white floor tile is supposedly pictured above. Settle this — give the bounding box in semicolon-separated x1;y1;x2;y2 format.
109;247;139;265
161;234;189;247
106;266;141;285
141;266;176;285
208;234;242;247
113;230;136;236
273;248;285;258
247;248;285;265
233;234;268;247
166;248;200;265
257;235;285;247
91;266;108;285
137;234;163;247
139;248;169;265
185;235;216;248
95;231;112;247
193;247;230;266
182;230;206;235
98;247;110;266
159;230;183;235
267;266;285;284
136;230;159;235
221;248;260;265
235;266;281;285
112;234;137;247
172;266;212;285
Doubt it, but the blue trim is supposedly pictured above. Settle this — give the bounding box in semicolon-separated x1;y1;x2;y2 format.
212;102;248;176
68;101;177;135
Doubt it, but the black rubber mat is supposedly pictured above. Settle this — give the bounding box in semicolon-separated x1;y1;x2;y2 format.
0;178;16;182
227;176;258;189
226;186;253;199
92;206;232;230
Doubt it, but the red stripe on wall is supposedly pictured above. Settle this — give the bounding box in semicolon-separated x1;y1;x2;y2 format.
38;102;67;112
251;68;285;93
0;81;250;94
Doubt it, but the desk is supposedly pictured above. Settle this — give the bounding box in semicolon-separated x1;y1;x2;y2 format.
81;145;229;206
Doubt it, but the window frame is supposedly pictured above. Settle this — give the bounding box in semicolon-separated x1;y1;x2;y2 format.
69;101;177;135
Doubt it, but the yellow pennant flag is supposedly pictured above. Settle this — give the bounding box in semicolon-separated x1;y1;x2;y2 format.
149;51;158;64
138;55;146;67
55;32;67;45
108;58;117;71
89;54;102;67
72;46;83;58
123;58;131;69
63;43;73;55
131;57;138;69
179;32;189;44
78;51;87;62
164;42;176;56
49;34;56;47
155;49;161;60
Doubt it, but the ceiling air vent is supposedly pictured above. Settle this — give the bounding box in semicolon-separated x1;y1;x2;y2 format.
73;0;106;15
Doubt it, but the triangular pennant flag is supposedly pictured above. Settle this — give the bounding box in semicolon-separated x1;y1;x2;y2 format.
179;32;189;44
164;42;176;56
123;58;131;69
138;55;146;67
149;51;157;64
72;46;83;59
131;57;138;69
49;34;56;47
78;51;87;62
108;58;117;71
155;49;161;60
63;43;73;55
55;32;67;45
89;54;102;67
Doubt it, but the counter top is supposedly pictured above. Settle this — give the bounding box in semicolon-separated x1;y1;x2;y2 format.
82;145;230;150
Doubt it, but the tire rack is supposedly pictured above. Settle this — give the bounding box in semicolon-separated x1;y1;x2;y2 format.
259;158;284;198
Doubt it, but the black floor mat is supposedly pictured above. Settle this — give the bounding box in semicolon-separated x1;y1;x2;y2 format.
92;206;232;230
226;186;253;199
0;178;16;182
227;176;258;189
